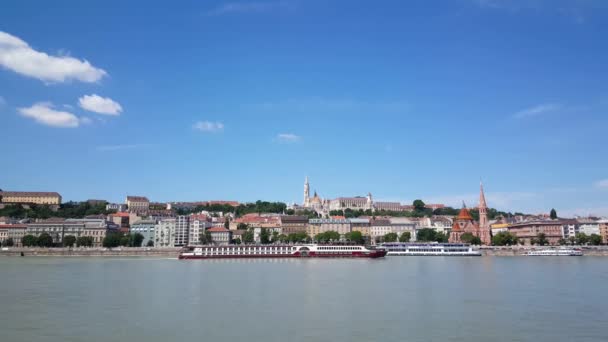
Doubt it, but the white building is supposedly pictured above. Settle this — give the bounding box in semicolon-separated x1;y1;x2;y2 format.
175;215;190;247
155;219;176;247
253;227;282;243
207;227;232;245
189;215;212;246
370;219;392;240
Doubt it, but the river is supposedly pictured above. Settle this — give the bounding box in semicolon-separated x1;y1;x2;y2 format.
0;256;606;342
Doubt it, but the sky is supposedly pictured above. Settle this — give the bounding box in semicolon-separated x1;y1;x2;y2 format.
1;0;607;216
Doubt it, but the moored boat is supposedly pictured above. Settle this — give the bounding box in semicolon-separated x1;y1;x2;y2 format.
526;248;583;256
378;242;482;256
178;244;387;259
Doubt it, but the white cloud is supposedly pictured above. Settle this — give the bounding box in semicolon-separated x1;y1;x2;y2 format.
206;1;292;15
595;179;608;189
513;103;562;119
18;102;81;128
96;144;151;151
276;133;301;143
0;31;106;83
193;121;224;132
78;94;122;115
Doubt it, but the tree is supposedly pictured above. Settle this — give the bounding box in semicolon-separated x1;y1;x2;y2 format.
242;229;254;244
200;231;213;245
345;231;365;244
260;228;271;244
589;234;602;246
536;233;549;246
278;234;288;243
399;232;411;242
575;233;589;246
416;228;437;242
37;233;54;247
132;233;145;247
120;235;131;247
63;235;76;247
435;232;449;243
314;231;340;243
224;218;230;229
271;230;279;243
470;236;482;245
550;208;557;220
103;232;122;248
237;223;248;230
146;240;154;247
413;199;426;212
22;234;37;247
492;232;518;246
4;238;15;247
383;232;398;242
568;236;576;245
460;233;475;244
76;236;94;247
287;232;309;243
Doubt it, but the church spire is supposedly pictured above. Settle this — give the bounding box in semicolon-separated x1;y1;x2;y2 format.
478;181;489;232
479;181;487;209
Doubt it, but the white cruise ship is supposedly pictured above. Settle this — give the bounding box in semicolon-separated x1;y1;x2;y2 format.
378;243;481;256
526;248;583;256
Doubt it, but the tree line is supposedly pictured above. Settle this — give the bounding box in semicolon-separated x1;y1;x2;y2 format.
0;202;115;220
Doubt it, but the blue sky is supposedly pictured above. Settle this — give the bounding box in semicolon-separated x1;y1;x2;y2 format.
1;0;607;216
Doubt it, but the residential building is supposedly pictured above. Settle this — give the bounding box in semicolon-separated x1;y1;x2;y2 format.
507;221;563;245
576;218;600;236
155;219;176;247
350;218;370;237
280;215;309;234
0;191;62;205
234;213;281;229
106;203;127;212
109;212;131;233
370;219;392;240
307;218;351;238
130;220;156;246
388;218;417;241
0;224;27;246
231;229;246;243
254;227;282;243
599;219;608;244
208;227;232;245
126;196;150;213
189;214;212;246
174;215;190;247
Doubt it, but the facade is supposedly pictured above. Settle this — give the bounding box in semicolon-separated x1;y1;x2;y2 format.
507;221;563;245
26;218;117;247
0;224;27;246
174;215;190;247
106;203;127;212
189;214;212;246
370;219;392;240
388;218;417;241
208;227;232;245
126;196;150;213
253;227;282;243
130;220;156;246
599;219;608;244
350;218;370;237
155;218;176;247
329;195;373;211
0;191;62;205
307;218;351;237
280;215;309;234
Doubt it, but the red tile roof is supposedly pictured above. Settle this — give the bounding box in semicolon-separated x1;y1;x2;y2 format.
0;224;27;229
208;227;229;232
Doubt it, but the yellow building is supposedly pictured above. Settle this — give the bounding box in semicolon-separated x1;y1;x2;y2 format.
0;191;61;205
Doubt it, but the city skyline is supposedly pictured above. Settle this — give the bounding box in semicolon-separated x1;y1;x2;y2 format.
1;0;608;216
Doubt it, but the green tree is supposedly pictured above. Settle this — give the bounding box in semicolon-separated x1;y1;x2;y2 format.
146;240;154;247
63;235;76;247
589;234;602;246
37;233;54;247
416;228;437;242
314;231;340;243
103;232;122;248
558;238;567;245
435;231;449;243
132;233;145;247
4;237;15;247
399;231;411;242
22;234;37;247
119;235;131;247
224;218;230;229
383;232;398;242
287;232;309;243
200;230;213;245
271;230;279;243
550;208;557;220
232;237;242;244
345;231;365;244
76;236;94;247
492;232;518;246
237;223;248;230
567;236;576;245
278;234;288;243
413;199;426;212
260;228;271;244
460;233;475;244
536;233;549;246
575;233;589;245
242;229;254;244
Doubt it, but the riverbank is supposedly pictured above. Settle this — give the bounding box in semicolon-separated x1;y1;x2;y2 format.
3;245;608;257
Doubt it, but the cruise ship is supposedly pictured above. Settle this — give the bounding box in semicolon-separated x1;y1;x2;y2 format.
178;244;387;259
526;248;583;256
378;242;482;256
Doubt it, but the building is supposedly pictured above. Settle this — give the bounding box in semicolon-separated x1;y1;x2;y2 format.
26;218;118;247
0;191;61;206
507;221;563;245
208;227;232;245
189;214;212;246
130;220;156;246
388;218;417;241
280;215;309;235
370;219;392;241
126;196;150;213
307;218;351;238
253;227;282;243
106;203;127;212
576;218;600;236
174;215;190;247
350;218;371;237
329;195;373;212
234;214;281;229
155;219;176;247
109;212;131;233
0;224;27;246
599;219;608;244
449;183;492;245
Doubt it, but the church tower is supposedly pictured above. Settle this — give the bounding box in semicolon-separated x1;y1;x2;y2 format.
303;176;310;207
478;181;492;245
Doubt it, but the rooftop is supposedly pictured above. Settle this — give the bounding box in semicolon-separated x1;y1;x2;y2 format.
0;191;61;197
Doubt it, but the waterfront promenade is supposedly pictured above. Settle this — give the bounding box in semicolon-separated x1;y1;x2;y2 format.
3;246;608;257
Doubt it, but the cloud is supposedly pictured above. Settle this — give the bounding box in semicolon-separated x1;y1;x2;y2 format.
193;121;224;132
0;31;106;83
78;94;123;115
96;144;152;151
18;102;82;128
513;103;562;119
276;133;301;143
206;1;293;15
595;179;608;189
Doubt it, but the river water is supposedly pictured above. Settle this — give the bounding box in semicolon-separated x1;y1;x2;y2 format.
0;256;606;342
